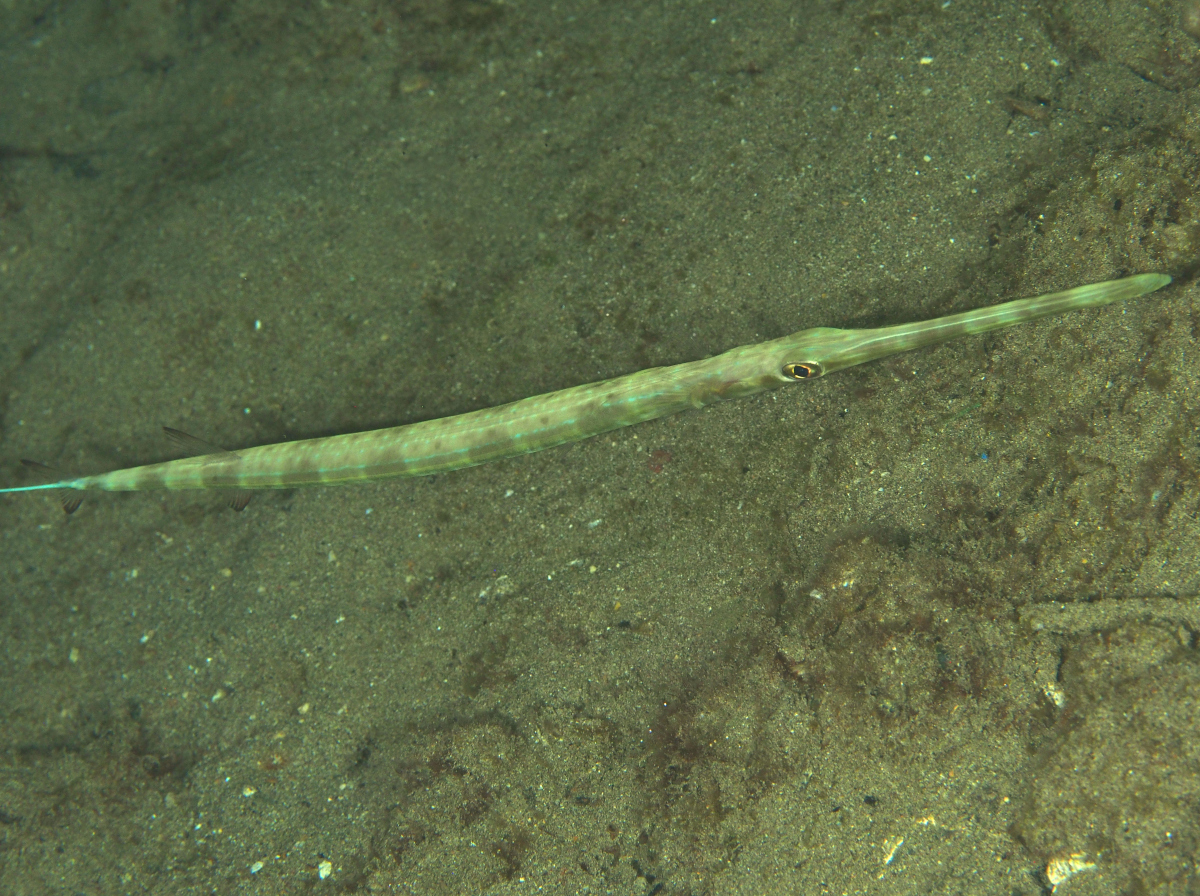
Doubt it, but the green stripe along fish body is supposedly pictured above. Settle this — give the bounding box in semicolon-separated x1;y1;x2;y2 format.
0;272;1172;503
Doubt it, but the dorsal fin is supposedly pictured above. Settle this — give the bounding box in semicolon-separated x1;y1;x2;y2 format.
20;459;58;475
163;427;244;470
163;428;251;511
163;427;238;457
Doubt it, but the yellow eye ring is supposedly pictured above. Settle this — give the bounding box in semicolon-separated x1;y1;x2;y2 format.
783;362;821;379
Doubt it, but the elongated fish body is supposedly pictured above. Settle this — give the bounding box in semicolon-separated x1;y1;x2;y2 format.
0;273;1172;500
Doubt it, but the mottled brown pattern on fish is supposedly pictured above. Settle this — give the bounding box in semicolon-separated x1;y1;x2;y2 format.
0;274;1172;503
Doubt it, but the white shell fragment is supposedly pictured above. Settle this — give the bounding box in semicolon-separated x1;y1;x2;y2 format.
1046;853;1096;891
1041;682;1066;707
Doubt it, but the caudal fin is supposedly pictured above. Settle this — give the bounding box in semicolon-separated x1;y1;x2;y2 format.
5;460;84;513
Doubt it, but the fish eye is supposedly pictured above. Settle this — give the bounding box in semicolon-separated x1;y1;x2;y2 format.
783;362;821;379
